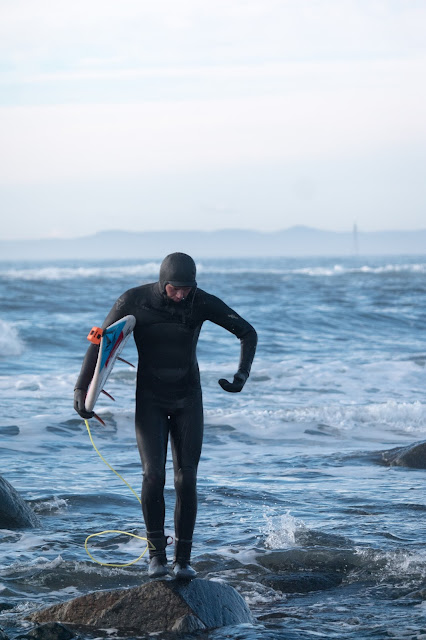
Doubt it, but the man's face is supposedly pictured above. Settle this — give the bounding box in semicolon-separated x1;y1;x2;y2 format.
165;284;192;303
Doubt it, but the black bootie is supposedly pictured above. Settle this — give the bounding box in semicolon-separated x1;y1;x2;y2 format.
147;531;168;578
173;538;197;580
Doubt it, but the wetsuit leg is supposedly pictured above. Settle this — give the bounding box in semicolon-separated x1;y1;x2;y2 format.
169;393;204;540
135;395;169;533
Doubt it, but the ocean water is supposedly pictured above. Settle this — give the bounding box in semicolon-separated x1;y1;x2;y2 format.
0;255;426;639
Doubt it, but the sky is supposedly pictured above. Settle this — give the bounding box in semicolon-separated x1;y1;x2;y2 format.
1;0;425;240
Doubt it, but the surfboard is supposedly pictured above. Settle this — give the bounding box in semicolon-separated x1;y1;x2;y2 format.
85;315;136;413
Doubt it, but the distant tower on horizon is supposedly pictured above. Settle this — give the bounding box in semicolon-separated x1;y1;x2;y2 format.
353;222;359;255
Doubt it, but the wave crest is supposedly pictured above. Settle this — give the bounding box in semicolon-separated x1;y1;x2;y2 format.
0;262;161;281
0;319;25;357
1;261;425;281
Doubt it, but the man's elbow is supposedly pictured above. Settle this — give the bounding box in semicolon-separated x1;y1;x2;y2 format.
241;325;257;346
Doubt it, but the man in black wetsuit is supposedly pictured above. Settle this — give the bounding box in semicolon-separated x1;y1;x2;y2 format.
74;252;257;579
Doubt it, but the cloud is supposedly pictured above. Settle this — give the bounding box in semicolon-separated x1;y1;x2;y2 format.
1;0;425;237
1;51;425;186
1;0;426;75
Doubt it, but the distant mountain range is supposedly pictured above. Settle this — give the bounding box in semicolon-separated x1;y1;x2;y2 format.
0;226;425;260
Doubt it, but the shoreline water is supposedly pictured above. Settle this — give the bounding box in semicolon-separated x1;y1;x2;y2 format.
1;255;426;639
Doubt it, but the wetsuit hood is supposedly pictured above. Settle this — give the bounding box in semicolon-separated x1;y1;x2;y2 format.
159;253;197;291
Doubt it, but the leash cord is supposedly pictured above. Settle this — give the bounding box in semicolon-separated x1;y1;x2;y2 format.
83;419;152;567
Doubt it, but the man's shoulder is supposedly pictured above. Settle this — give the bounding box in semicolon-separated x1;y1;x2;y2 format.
121;282;155;297
114;283;156;307
195;288;225;308
195;287;212;301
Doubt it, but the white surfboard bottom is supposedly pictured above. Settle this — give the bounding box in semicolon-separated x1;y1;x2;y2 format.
85;314;136;413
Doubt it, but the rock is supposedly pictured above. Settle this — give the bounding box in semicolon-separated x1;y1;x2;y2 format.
379;441;426;469
16;623;75;640
29;578;253;634
257;612;290;621
262;571;343;594
172;614;206;632
256;548;359;573
406;588;426;603
0;474;40;529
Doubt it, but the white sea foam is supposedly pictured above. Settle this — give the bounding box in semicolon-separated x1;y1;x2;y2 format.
205;400;426;440
199;262;426;277
15;532;49;551
72;560;137;576
0;554;65;575
0;262;161;281
32;496;69;514
0;319;25;357
1;261;425;281
0;371;73;395
288;263;426;277
0;553;137;579
284;400;426;435
2;353;424;444
9;602;35;615
354;547;426;579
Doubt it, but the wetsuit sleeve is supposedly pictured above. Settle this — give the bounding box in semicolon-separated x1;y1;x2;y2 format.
74;291;132;392
204;294;257;377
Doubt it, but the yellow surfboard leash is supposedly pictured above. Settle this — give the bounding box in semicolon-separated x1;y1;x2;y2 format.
83;419;153;567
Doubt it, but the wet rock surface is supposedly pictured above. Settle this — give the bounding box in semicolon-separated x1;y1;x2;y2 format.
29;578;253;634
256;548;359;573
0;474;40;529
378;440;426;469
16;623;76;640
262;571;343;593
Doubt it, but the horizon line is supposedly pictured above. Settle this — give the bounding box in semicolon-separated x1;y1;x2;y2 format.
2;225;426;243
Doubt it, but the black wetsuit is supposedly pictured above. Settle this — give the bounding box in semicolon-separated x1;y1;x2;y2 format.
75;281;257;542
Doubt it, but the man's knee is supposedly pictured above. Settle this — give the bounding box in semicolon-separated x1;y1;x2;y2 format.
143;469;166;491
174;466;197;496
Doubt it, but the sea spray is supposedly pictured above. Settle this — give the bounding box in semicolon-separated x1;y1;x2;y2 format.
0;319;24;357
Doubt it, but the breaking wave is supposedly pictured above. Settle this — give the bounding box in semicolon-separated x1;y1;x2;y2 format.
0;319;25;357
1;261;425;281
0;262;161;281
205;400;426;437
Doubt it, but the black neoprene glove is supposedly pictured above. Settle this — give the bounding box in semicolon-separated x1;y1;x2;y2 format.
218;371;248;393
73;388;94;419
